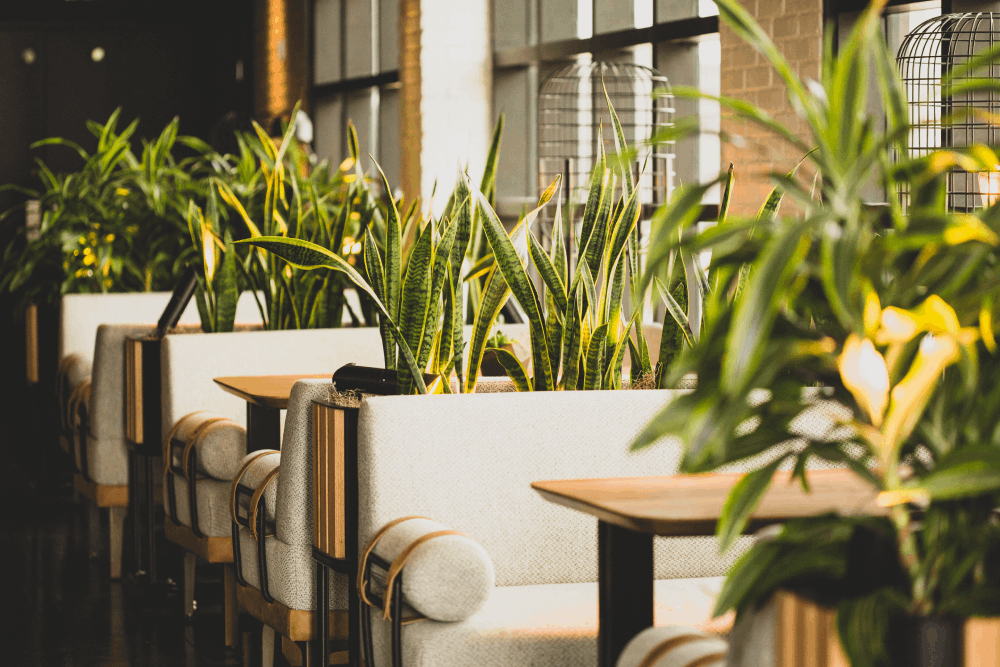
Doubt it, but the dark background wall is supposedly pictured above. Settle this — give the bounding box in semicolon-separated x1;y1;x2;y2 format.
0;0;253;463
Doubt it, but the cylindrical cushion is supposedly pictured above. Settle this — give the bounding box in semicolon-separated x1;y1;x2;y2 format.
168;411;247;481
234;451;280;524
369;517;494;622
59;353;92;430
616;626;727;667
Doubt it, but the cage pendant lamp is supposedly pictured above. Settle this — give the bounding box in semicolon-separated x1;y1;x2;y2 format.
537;61;674;226
897;13;1000;211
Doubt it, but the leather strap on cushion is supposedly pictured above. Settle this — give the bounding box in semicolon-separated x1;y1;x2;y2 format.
180;418;231;479
67;379;91;430
163;412;202;473
356;515;429;607
381;529;464;621
633;632;725;667
230;451;279;526
248;467;281;540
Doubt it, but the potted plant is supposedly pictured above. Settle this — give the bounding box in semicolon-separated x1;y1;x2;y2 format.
632;0;1000;664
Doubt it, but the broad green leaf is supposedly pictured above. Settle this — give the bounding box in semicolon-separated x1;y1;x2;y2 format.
376;160;403;322
213;233;239;333
396;218;435;395
466;267;510;392
528;229;567;311
717;454;791;552
604;80;634;198
560;287;583;390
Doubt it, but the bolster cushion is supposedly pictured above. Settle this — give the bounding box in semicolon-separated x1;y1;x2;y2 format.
616;626;727;667
367;517;494;622
233;451;280;525
168;411;247;481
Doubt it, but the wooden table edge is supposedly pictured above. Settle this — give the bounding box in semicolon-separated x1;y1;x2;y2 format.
214;375;330;409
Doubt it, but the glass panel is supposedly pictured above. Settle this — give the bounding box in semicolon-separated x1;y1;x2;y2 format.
541;0;579;43
378;86;401;191
494;67;533;203
380;0;399;72
595;0;636;34
314;94;344;165
314;0;342;84
346;88;376;169
494;0;529;50
345;0;373;78
656;0;698;22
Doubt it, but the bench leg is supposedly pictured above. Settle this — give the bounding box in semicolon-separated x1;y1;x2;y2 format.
109;507;125;580
88;502;101;558
183;552;197;617
262;625;275;667
224;564;238;648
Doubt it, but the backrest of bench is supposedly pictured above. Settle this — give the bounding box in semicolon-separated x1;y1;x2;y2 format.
356;390;841;587
160;327;385;441
59;292;198;361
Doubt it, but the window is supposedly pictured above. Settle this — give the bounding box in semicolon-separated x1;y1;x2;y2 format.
311;0;401;189
492;0;722;217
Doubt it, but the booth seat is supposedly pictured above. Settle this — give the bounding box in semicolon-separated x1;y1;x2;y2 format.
354;390;846;667
160;327;385;647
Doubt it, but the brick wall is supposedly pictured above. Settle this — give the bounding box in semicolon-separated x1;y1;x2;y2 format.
720;0;822;217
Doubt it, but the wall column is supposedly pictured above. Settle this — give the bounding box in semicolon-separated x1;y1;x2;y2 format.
400;0;492;209
720;0;822;217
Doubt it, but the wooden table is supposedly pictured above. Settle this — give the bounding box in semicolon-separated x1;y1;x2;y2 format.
214;374;329;452
531;469;884;667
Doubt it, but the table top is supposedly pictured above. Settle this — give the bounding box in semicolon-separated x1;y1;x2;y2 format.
214;374;330;409
531;469;884;536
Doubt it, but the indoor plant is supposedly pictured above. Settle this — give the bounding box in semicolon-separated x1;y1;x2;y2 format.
632;0;1000;663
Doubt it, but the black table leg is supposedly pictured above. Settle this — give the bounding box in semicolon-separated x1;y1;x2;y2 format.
316;562;329;667
246;403;281;453
598;520;654;667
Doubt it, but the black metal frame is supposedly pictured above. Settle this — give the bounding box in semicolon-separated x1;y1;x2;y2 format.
311;399;362;667
231;481;277;603
358;551;405;667
165;436;205;538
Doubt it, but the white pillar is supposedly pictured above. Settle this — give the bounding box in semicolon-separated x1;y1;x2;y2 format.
400;0;492;211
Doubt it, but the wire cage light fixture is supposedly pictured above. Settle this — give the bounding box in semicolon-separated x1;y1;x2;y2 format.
537;61;674;226
897;13;1000;211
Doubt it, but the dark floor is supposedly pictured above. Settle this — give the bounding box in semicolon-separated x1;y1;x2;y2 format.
1;407;243;667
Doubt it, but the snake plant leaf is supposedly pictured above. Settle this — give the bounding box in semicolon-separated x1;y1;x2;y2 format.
397;218;435;391
418;215;459;372
682;248;705;341
717;453;792;553
577;150;609;273
604;312;638;389
215;178;262;238
550;195;569;288
375;160;403;322
438;273;457;374
583;323;609;390
202;222;217;284
480;114;504;204
604;184;641;285
464;253;495;282
603;80;634;199
469;173;557;390
488;347;532;391
213;232;239;333
194;280;212;333
584;172;615;281
656;276;695;348
466;267;511;392
528;229;567;312
606;257;627;339
237;236;427;393
580;261;598;328
450;183;473;280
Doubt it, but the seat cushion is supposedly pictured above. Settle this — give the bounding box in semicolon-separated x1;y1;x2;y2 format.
168;411;247;481
165;474;233;538
367;577;730;667
235;451;280;523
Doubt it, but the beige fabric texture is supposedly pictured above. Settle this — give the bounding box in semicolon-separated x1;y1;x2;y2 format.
59;353;92;431
160;328;385;441
368;577;724;667
58;292;202;362
234;451;281;523
369;517;495;622
354;389;842;590
236;380;349;611
168;411;248;481
85;324;157;485
167;475;233;537
616;626;727;667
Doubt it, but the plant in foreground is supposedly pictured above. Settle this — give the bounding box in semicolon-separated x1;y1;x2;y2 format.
632;0;1000;663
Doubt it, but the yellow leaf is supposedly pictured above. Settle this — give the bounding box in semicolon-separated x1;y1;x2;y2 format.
863;286;881;337
215;180;262;238
877;488;930;508
943;214;999;246
981;298;997;353
839;334;890;428
202;224;216;283
882;333;961;464
338;157;355;173
876;295;959;345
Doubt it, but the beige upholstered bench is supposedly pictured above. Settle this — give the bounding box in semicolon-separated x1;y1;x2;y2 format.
160;328;385;648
